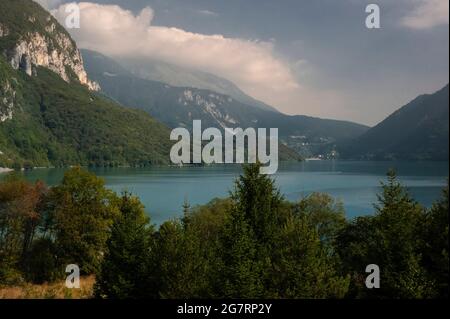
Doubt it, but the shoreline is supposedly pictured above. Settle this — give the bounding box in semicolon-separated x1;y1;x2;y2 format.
0;167;14;174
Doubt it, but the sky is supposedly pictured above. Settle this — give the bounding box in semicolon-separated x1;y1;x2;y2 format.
36;0;449;126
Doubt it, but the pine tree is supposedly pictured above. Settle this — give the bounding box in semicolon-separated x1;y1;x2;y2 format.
374;170;431;298
422;183;449;297
219;208;263;298
338;170;432;298
231;163;283;246
272;215;349;298
94;192;153;298
218;163;282;297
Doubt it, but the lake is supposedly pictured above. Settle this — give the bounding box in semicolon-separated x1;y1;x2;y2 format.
11;161;450;225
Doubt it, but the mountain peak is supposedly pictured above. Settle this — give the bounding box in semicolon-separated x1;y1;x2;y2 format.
0;0;99;91
341;84;449;160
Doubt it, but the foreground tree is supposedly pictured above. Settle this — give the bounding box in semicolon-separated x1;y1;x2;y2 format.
422;184;449;297
219;164;349;298
294;192;347;249
0;174;47;284
49;167;118;274
271;214;349;298
219;207;263;298
95;193;153;298
337;170;432;298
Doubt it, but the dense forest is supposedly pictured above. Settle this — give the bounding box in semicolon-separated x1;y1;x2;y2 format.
0;165;448;299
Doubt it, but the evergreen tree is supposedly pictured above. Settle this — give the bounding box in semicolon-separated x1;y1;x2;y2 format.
338;170;432;298
374;170;431;298
219;208;263;298
95;193;153;298
217;163;283;297
272;215;349;298
150;220;204;298
422;183;449;297
231;163;283;246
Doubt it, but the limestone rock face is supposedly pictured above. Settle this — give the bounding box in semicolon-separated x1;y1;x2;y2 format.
1;10;100;123
0;23;9;37
7;30;100;90
0;80;15;122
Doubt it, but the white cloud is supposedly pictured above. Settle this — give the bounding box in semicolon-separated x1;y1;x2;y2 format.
34;0;62;10
401;0;449;29
197;9;219;17
51;2;299;106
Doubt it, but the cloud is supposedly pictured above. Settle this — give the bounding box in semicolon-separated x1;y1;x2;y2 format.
33;0;62;10
197;9;219;17
51;2;299;105
401;0;449;29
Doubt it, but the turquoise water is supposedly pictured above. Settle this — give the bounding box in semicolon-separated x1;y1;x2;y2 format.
11;161;449;225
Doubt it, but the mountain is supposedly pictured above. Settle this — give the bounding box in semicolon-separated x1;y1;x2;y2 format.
0;0;172;168
117;57;279;113
341;84;449;160
82;49;369;159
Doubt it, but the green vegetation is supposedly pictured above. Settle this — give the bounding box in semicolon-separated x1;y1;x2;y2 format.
0;0;173;169
1;165;448;299
0;56;172;168
0;0;76;56
82;49;368;159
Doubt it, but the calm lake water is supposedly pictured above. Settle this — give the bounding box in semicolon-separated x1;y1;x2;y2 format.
10;161;449;225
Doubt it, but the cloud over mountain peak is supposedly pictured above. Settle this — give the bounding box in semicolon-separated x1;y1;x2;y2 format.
51;2;299;107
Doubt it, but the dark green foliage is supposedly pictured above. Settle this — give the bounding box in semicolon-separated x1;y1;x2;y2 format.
219;209;263;298
337;170;434;298
421;184;449;297
271;214;349;298
294;192;347;248
0;57;172;168
216;164;350;298
149;220;208;298
1;165;447;298
231;164;283;247
25;238;59;284
95;193;154;298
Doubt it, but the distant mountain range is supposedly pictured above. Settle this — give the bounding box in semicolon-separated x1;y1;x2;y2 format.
340;84;449;160
118;57;279;113
82;49;369;159
1;0;447;169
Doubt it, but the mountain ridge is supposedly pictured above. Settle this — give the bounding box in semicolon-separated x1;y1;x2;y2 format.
116;55;279;113
0;0;172;168
340;84;449;160
82;49;369;159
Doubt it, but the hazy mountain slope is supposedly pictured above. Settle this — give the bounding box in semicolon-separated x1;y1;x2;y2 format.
82;50;369;158
117;56;279;113
341;84;449;160
0;0;172;168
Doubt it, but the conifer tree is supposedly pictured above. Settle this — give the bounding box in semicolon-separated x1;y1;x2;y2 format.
95;192;153;298
338;170;432;298
422;183;449;297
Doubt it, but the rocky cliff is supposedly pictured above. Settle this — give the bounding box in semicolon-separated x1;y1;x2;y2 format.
0;0;172;169
0;0;100;122
2;23;99;91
